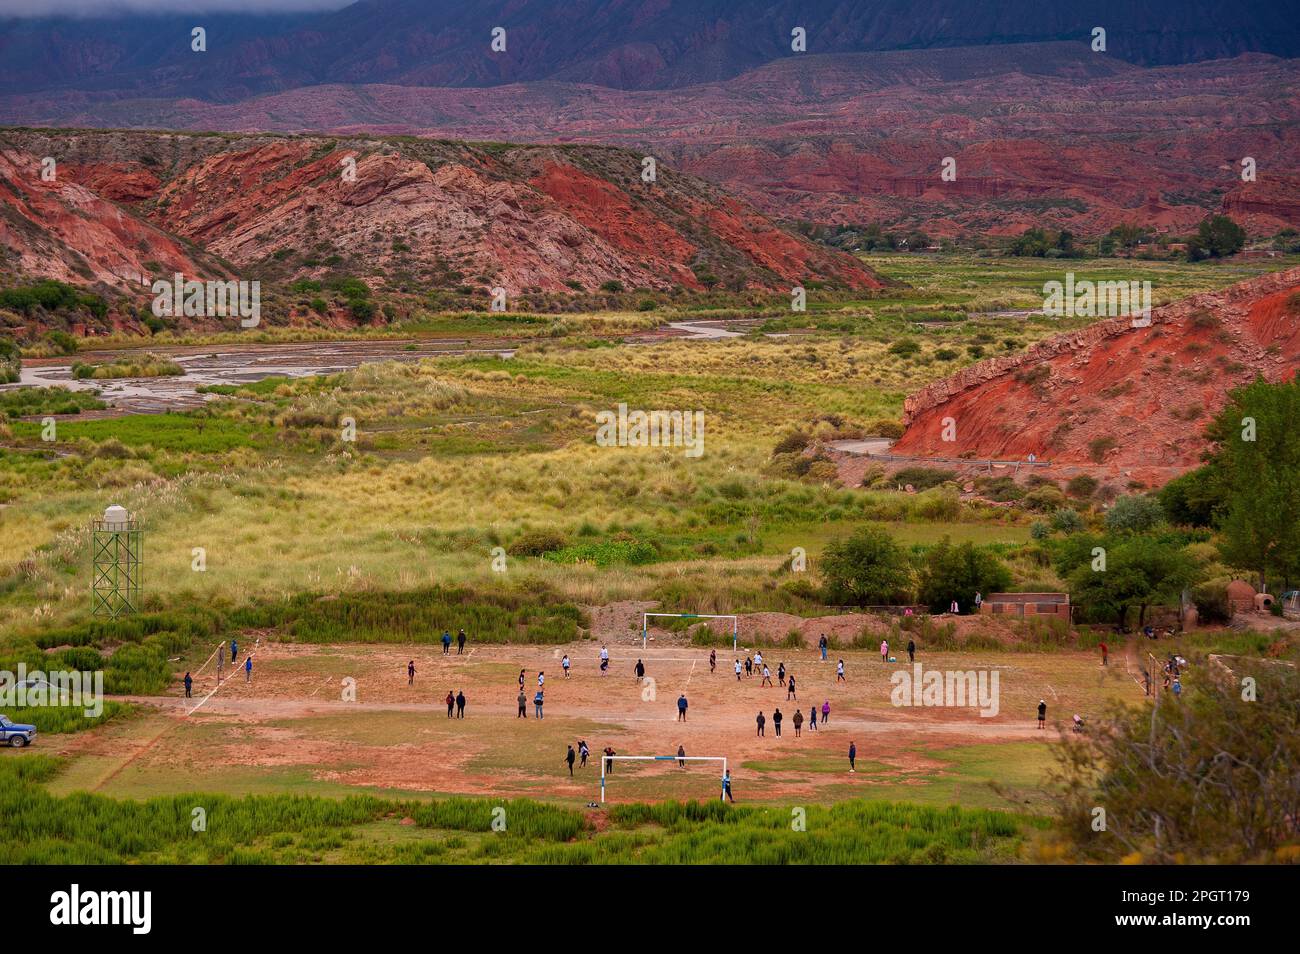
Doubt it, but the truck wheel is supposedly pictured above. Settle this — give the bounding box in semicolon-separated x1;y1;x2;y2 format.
9;735;27;748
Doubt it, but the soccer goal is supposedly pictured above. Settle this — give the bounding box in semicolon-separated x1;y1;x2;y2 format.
1147;651;1162;700
600;755;728;803
641;612;738;650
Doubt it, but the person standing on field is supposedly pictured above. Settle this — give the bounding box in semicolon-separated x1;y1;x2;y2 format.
677;693;688;722
408;660;416;686
562;655;571;677
1099;642;1109;666
534;689;544;719
183;671;192;698
907;639;916;664
457;629;466;654
600;645;610;675
677;744;686;768
777;662;786;686
441;631;452;655
848;741;857;773
538;671;545;689
579;741;589;768
819;634;828;661
836;659;845;683
792;708;803;737
517;689;527;718
635;659;645;682
786;674;796;701
773;707;783;737
722;770;734;803
821;700;830;724
880;639;889;664
709;649;716;674
231;638;238;664
565;745;576;776
761;665;773;687
734;659;742;681
756;711;766;737
809;704;817;731
519;668;526;691
244;655;252;683
455;689;466;718
1037;699;1046;730
446;690;455;718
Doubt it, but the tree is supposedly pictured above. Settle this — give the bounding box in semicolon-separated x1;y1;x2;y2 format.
820;525;914;606
1157;467;1221;527
1050;662;1300;863
1103;494;1164;534
1187;214;1246;260
1207;377;1300;591
0;336;19;385
917;538;1012;614
1066;534;1201;630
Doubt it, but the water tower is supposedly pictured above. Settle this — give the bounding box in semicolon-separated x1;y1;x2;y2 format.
91;504;142;618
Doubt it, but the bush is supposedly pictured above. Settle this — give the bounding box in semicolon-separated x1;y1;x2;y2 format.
1104;494;1164;533
1065;474;1098;499
820;525;914;606
507;528;569;558
890;467;957;491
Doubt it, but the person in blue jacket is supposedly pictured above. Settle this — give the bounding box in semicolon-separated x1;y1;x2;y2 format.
230;638;238;663
441;631;452;655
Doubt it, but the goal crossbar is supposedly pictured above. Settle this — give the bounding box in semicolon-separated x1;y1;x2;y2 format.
600;755;728;803
641;612;738;650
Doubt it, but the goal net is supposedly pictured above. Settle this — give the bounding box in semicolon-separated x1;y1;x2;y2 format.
600;755;728;803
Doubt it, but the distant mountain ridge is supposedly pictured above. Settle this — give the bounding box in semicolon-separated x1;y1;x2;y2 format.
3;0;1298;98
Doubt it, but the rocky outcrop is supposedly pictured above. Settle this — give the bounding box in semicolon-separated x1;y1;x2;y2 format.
894;267;1300;479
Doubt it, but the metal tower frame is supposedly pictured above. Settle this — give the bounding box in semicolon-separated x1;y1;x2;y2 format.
91;514;142;618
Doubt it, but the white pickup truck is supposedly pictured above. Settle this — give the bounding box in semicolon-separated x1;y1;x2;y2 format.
0;715;36;747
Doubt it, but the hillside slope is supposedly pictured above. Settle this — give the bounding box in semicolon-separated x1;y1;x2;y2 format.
893;266;1300;481
0;129;884;305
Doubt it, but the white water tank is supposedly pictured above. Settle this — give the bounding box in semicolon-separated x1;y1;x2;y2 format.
103;505;130;530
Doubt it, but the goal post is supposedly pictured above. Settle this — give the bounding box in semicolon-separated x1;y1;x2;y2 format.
1147;651;1161;700
600;755;728;803
641;612;738;650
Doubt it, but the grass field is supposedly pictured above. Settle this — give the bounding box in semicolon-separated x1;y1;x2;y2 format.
2;252;1295;864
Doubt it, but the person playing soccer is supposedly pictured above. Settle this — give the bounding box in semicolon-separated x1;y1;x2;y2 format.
734;659;742;681
518;668;526;690
579;740;589;767
603;746;616;772
635;659;645;682
777;662;786;686
722;770;734;803
786;674;796;701
809;704;817;731
821;699;830;724
836;659;845;683
600;645;610;675
761;665;773;687
562;654;571;677
565;745;576;776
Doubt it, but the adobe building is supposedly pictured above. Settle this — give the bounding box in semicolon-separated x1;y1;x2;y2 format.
979;592;1070;619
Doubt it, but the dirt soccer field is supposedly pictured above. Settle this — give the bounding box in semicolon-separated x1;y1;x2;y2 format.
43;639;1146;813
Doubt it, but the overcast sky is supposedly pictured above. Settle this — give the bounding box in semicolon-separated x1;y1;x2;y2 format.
0;0;352;15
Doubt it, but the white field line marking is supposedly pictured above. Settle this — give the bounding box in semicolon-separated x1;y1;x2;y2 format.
184;637;259;716
309;675;334;697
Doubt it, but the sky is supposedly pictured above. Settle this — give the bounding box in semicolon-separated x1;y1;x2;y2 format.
0;0;351;15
